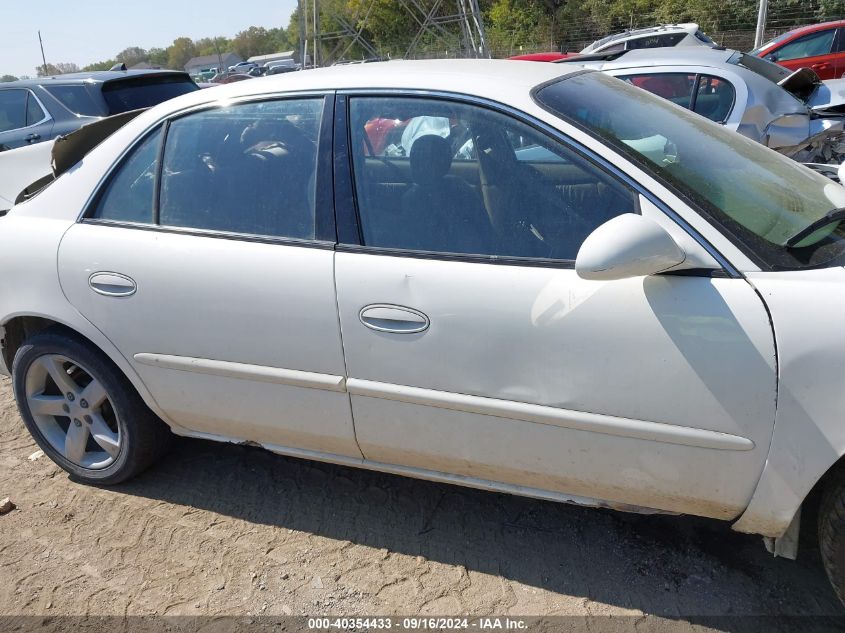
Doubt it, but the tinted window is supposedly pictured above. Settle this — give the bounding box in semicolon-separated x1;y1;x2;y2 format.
619;73;735;122
835;28;845;54
620;73;696;108
159;99;322;239
775;29;836;61
101;75;198;115
0;90;27;133
44;85;104;116
535;72;845;270
693;75;735;122
25;93;46;125
350;97;637;260
91;127;161;223
626;33;686;50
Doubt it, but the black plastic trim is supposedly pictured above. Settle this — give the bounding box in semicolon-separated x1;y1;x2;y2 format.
314;94;336;242
335;243;576;269
80;218;336;250
333;94;361;245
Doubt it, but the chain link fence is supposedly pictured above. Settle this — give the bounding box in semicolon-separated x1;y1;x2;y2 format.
402;0;844;59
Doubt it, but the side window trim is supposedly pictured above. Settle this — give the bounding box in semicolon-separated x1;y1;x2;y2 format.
81;92;338;247
336;90;640;265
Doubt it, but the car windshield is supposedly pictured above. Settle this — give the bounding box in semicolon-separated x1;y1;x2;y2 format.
101;75;198;115
534;71;845;270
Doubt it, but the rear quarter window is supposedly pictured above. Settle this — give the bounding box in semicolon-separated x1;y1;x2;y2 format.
101;75;198;115
44;85;105;117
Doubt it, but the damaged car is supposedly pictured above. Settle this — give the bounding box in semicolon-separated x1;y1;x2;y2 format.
6;60;845;604
553;47;845;166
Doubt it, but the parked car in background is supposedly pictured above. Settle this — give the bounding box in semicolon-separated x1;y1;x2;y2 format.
4;60;845;604
751;20;845;80
580;23;718;54
0;70;198;152
553;47;845;165
228;61;258;74
510;23;718;63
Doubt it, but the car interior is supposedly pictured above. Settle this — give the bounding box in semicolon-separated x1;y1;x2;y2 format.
159;102;321;239
349;98;637;260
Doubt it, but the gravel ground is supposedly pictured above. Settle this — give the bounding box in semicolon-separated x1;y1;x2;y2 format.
1;374;844;629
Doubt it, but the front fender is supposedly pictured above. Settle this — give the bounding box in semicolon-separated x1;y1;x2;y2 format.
734;268;845;537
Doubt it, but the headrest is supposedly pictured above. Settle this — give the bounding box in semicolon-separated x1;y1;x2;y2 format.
410;135;452;186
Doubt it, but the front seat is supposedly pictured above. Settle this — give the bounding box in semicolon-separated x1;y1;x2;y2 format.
399;134;493;254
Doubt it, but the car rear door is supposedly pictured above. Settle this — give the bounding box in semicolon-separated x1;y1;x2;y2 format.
333;93;777;519
57;94;361;458
0;89;54;151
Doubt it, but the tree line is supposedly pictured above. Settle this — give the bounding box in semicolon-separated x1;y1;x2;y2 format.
1;0;841;81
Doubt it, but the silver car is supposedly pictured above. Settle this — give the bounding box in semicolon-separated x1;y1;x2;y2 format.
556;47;845;165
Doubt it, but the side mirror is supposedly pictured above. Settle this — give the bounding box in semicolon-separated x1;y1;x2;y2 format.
575;214;686;281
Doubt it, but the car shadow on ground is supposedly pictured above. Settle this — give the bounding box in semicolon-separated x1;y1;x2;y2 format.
112;435;843;626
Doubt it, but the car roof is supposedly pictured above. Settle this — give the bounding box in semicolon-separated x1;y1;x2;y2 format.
771;20;845;41
146;59;582;113
562;46;737;70
585;23;699;50
2;69;190;88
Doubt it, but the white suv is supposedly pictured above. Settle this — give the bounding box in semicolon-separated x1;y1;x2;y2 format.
580;23;718;54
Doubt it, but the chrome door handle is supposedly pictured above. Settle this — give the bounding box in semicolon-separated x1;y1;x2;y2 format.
359;304;429;334
24;133;40;143
88;272;137;297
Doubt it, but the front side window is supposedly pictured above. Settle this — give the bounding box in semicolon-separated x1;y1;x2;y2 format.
774;29;836;61
0;90;27;133
91;127;162;223
159;99;323;239
535;71;845;270
349;96;637;261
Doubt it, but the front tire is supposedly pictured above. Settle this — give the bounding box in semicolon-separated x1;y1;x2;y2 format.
818;474;845;604
12;329;170;484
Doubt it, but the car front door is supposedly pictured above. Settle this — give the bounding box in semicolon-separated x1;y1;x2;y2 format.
769;27;839;79
333;93;777;518
0;89;54;151
57;95;361;458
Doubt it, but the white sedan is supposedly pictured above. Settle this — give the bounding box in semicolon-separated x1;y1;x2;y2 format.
2;60;845;601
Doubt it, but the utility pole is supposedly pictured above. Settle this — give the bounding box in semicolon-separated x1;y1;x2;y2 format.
313;0;321;68
298;0;307;67
754;0;768;49
37;31;48;75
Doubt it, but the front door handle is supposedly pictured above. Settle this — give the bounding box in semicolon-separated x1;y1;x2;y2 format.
811;62;831;70
359;304;429;334
24;133;40;143
88;272;137;297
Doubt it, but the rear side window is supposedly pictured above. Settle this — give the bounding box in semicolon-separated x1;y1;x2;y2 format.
25;93;46;125
44;85;104;117
159;99;323;239
0;90;27;133
626;33;686;50
101;75;198;115
619;73;735;123
91;127;161;223
774;29;836;61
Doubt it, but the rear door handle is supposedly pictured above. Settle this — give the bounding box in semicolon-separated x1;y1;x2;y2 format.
88;272;137;297
359;304;429;334
811;62;831;70
24;133;40;143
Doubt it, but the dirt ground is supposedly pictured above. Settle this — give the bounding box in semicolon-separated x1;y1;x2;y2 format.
1;374;844;628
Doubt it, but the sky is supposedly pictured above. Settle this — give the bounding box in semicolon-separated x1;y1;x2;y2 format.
1;0;298;78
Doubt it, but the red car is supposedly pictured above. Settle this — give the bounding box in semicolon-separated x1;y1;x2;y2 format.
508;52;571;62
751;20;845;80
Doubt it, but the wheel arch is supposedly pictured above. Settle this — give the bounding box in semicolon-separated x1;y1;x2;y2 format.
1;312;176;430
